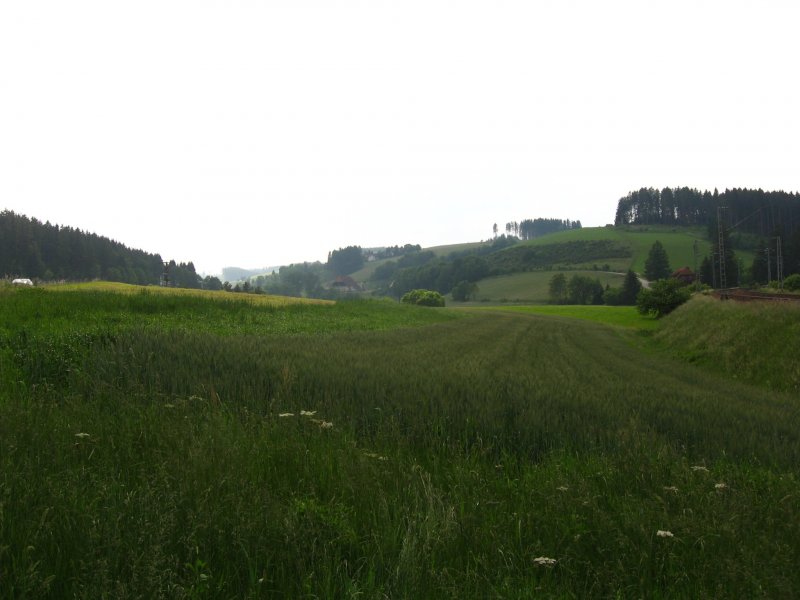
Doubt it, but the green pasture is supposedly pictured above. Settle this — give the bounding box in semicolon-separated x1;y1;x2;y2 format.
523;226;713;275
461;270;626;303
0;285;457;337
427;240;489;257
2;286;799;597
480;303;660;330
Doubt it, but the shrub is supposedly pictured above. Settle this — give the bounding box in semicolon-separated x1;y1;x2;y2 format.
401;289;445;307
603;286;622;306
783;274;800;291
637;278;691;318
451;281;478;302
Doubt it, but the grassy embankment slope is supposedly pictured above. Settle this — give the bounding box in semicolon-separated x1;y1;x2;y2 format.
654;294;800;393
2;284;799;597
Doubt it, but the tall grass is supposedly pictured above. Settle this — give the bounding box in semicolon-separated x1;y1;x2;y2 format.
655;294;800;393
1;287;799;597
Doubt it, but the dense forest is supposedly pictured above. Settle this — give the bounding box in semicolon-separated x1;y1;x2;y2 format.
0;210;207;288
614;187;800;237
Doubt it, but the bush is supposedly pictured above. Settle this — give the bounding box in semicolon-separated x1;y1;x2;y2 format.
401;289;445;307
603;286;622;306
451;281;478;302
637;278;691;318
783;274;800;291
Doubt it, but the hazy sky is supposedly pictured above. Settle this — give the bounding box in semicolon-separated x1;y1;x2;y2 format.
2;1;799;275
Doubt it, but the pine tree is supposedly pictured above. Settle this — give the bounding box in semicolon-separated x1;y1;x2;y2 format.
619;270;643;304
644;241;671;281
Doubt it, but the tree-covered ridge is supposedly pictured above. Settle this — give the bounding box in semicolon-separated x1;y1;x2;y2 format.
0;210;203;287
614;187;800;237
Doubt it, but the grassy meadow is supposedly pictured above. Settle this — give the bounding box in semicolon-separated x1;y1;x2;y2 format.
477;304;661;330
522;226;714;274
2;285;799;598
459;270;626;304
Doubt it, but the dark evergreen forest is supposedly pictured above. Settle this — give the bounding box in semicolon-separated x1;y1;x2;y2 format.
614;187;800;237
0;210;202;287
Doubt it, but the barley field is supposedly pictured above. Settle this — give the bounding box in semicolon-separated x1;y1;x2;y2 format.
1;286;798;598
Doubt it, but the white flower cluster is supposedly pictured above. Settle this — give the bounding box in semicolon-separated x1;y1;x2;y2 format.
656;530;674;538
277;409;334;429
533;556;557;567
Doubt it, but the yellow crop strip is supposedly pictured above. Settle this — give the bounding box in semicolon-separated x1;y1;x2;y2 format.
42;281;333;306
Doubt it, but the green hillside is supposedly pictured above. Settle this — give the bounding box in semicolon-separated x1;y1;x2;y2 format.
522;225;713;274
457;270;626;303
351;225;759;299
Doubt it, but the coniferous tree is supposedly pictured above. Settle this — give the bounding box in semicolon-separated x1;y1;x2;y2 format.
619;270;643;305
644;241;671;281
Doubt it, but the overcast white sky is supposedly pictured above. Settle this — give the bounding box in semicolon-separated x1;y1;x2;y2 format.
2;1;799;275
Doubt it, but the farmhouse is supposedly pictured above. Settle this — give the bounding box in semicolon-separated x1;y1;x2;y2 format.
671;267;695;285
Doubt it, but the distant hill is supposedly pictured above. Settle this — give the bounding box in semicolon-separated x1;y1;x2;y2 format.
222;266;281;283
0;210;203;287
362;225;757;302
1;210;162;284
460;226;718;303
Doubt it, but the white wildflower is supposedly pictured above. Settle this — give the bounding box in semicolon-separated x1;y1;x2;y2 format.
278;412;294;418
363;452;388;461
691;465;709;472
319;421;334;429
300;410;317;417
656;530;674;538
556;486;569;492
533;556;557;567
74;433;90;439
715;482;727;491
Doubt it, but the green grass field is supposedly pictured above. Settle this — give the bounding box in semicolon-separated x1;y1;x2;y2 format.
2;285;798;597
522;226;713;275
477;303;660;330
459;270;626;303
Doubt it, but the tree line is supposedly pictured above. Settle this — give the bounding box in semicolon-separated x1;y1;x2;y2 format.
0;210;217;289
503;218;582;240
614;187;800;238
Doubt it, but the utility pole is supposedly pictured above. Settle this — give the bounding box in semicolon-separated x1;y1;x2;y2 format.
693;240;700;291
776;236;783;288
717;206;727;293
767;245;772;283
